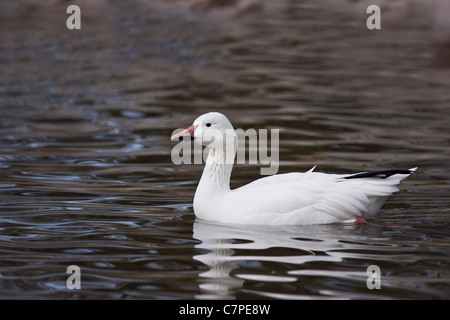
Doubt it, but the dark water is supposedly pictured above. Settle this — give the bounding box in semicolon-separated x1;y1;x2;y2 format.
0;0;449;299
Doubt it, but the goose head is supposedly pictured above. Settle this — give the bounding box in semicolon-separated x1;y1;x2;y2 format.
172;112;237;152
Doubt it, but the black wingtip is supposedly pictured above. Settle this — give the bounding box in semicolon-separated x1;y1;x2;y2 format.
343;168;417;180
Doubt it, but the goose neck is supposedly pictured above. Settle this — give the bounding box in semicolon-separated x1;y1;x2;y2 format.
202;146;234;190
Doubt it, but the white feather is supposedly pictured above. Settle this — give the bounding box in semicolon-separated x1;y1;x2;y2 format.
176;112;415;225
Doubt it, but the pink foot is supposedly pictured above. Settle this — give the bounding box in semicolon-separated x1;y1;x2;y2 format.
355;216;411;229
355;217;368;224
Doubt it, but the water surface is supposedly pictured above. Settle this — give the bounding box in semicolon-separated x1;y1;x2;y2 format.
0;0;449;299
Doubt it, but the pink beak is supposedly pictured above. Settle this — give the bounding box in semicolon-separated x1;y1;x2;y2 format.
171;124;198;141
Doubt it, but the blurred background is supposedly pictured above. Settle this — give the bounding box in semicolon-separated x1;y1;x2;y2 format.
0;0;449;299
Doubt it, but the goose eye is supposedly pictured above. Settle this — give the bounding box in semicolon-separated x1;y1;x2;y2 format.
206;123;211;127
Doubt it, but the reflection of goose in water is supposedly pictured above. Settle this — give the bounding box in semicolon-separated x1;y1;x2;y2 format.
192;219;393;299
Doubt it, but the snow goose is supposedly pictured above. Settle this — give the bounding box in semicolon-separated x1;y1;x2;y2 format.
171;112;416;225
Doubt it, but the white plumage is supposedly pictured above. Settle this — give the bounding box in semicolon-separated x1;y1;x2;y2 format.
171;112;416;225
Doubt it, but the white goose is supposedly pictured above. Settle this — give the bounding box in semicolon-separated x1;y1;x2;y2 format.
171;112;416;225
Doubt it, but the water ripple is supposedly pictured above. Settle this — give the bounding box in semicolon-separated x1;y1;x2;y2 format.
0;0;449;299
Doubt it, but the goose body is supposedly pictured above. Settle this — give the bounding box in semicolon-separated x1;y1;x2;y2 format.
171;112;416;225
